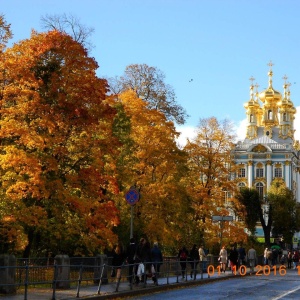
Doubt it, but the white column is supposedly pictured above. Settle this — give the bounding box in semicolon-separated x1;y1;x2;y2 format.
266;161;272;191
248;161;253;188
285;161;291;189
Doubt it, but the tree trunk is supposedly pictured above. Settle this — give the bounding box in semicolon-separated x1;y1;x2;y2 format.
22;229;34;258
259;205;272;247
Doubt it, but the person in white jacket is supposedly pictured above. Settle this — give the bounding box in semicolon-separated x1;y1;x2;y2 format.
198;245;207;273
219;246;227;273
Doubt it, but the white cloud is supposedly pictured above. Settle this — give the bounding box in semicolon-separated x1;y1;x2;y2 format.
294;106;300;141
234;118;247;142
175;125;197;148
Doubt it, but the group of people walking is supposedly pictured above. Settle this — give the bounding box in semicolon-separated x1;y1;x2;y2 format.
264;247;300;270
218;245;257;273
112;240;264;284
178;244;208;279
111;237;163;285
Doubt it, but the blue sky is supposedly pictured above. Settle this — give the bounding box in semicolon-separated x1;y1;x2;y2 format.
2;0;300;144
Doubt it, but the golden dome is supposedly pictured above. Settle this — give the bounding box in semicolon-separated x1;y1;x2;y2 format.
244;77;261;109
258;70;282;103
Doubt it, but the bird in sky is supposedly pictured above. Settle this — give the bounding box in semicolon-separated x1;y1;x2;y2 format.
189;79;193;82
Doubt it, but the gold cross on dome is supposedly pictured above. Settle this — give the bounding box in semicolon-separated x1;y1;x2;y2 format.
267;61;274;70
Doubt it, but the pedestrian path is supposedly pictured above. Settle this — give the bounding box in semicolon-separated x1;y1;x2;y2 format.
0;269;249;300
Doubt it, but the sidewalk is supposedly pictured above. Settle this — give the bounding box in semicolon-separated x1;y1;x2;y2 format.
0;269;251;300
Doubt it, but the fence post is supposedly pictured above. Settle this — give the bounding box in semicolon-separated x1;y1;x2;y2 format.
176;259;179;283
94;255;108;284
76;264;83;298
184;258;189;281
97;263;106;295
24;264;29;300
54;255;70;289
51;264;58;300
166;259;169;284
128;262;134;290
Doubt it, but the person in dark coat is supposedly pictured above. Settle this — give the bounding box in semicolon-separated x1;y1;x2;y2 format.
238;245;246;267
151;242;163;274
126;238;137;284
112;242;125;280
287;250;293;269
292;250;299;269
228;246;239;273
272;248;278;266
178;246;189;279
135;238;152;283
151;242;163;284
189;244;199;279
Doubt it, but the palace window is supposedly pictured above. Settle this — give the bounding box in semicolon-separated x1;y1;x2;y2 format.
268;110;273;120
238;168;246;178
238;182;246;190
283;113;287;122
274;167;282;178
256;167;264;177
255;182;264;199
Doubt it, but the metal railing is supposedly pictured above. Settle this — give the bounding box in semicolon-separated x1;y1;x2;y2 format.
0;255;221;299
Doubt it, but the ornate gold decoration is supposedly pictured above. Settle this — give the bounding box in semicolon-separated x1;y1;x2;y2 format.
252;144;268;153
254;178;266;184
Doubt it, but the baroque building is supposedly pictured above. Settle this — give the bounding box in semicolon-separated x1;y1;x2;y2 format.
233;63;300;243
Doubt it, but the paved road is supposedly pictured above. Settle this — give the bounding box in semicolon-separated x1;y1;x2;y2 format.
128;269;300;300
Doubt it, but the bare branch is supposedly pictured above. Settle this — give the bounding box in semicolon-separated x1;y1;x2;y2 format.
40;13;95;51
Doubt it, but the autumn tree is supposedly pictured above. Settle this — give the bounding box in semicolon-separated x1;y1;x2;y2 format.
0;30;120;256
183;117;247;249
111;90;189;252
236;179;300;247
268;179;300;247
108;64;188;125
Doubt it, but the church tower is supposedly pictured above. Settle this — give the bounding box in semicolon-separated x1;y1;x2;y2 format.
233;62;300;244
234;62;299;201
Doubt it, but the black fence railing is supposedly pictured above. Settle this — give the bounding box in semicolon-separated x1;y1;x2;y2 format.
0;255;227;299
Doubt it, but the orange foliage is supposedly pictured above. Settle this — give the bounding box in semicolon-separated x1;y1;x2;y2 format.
114;90;188;249
0;30;120;256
